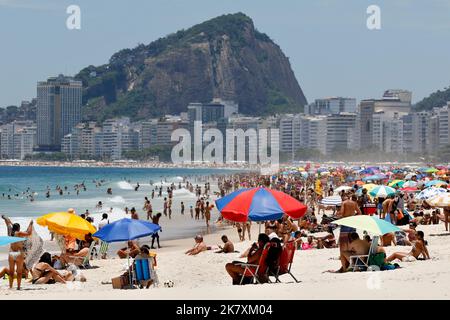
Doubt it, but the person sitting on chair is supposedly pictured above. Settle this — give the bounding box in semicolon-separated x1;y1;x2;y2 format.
59;235;92;267
117;240;140;259
225;233;270;285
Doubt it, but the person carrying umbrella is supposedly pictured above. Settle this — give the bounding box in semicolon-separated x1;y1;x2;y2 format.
1;215;33;290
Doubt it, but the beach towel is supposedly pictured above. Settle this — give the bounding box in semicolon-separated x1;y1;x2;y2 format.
25;226;44;270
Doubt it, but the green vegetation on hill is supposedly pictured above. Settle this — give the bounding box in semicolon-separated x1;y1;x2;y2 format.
414;86;450;111
75;12;307;122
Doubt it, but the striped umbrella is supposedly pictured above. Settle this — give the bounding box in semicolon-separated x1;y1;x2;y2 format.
362;183;378;192
215;187;307;222
399;187;419;193
369;185;396;198
403;181;417;188
321;196;342;206
426;193;450;207
416;187;447;200
333;216;401;236
425;180;447;188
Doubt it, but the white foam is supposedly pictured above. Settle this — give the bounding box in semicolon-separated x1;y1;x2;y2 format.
117;181;133;190
109;195;126;204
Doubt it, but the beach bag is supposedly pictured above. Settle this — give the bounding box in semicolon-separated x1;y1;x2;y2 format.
397;210;404;220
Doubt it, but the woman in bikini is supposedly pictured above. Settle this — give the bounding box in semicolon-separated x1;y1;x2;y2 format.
31;252;70;284
265;220;278;235
2;216;33;290
386;231;430;262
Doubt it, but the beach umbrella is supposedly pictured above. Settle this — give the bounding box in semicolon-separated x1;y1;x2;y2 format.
426;193;450;208
425;180;447;187
355;180;364;186
93;218;160;288
333;216;401;236
321;196;342;206
215;187;307;223
369;185;396;198
399;187;419;193
416;187;447;200
388;180;405;188
362;183;378;192
37;212;97;240
334;186;352;193
425;168;439;174
0;236;27;246
92;218;161;242
402;181;417;188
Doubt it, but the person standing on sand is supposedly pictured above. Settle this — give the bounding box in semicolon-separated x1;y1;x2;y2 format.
181;202;185;215
2;215;33;290
190;205;194;218
334;194;361;273
163;198;168;217
151;213;162;249
205;202;214;227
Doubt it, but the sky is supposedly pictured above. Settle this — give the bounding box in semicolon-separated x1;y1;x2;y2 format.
0;0;449;107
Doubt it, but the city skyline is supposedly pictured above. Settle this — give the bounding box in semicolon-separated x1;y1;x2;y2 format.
1;0;450;107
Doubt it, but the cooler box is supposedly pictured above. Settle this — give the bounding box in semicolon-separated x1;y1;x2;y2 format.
363;203;376;216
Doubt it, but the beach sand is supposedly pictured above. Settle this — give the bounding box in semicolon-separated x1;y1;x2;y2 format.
1;219;450;300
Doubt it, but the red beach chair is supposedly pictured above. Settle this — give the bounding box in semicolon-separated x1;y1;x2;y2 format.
270;240;300;283
237;243;271;285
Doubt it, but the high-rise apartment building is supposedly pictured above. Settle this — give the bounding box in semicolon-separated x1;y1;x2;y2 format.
36;75;82;151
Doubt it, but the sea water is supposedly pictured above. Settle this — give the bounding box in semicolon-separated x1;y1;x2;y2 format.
0;166;243;241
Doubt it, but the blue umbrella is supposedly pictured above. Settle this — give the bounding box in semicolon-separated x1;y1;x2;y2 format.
93;218;160;288
0;236;27;246
93;218;161;243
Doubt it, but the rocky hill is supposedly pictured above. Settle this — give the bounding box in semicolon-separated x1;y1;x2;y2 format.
76;13;307;121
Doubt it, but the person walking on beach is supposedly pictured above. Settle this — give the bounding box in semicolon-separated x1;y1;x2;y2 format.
195;200;201;220
151;213;162;249
190;205;194;219
181;201;185;215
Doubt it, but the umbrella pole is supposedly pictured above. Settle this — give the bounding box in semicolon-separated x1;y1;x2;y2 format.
258;222;261;234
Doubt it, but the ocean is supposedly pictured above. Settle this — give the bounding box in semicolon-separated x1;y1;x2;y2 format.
0;166;244;241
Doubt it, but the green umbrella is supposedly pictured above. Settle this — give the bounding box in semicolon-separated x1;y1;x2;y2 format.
333;215;401;236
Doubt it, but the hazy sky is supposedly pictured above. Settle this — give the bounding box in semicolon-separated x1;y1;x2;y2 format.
0;0;449;107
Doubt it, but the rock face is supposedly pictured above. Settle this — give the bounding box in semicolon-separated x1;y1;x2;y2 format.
77;13;308;121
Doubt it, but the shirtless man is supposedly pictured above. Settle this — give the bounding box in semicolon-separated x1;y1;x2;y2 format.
335;195;361;272
215;235;235;253
381;232;396;246
185;235;207;255
386;231;430;262
340;232;370;271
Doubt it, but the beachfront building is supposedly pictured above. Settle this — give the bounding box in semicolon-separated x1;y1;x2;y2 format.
0;121;37;159
305;97;357;115
36;75;82;152
324;112;357;155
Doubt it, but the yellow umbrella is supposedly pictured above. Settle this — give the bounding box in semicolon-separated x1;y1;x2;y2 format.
362;183;378;191
37;212;97;240
388;180;404;188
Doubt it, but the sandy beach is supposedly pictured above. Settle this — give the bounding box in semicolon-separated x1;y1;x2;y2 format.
1;217;450;300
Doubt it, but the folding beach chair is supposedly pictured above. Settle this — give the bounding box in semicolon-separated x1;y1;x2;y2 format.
236;243;271;285
269;240;300;283
97;240;109;259
349;236;379;272
132;257;157;288
79;241;96;269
